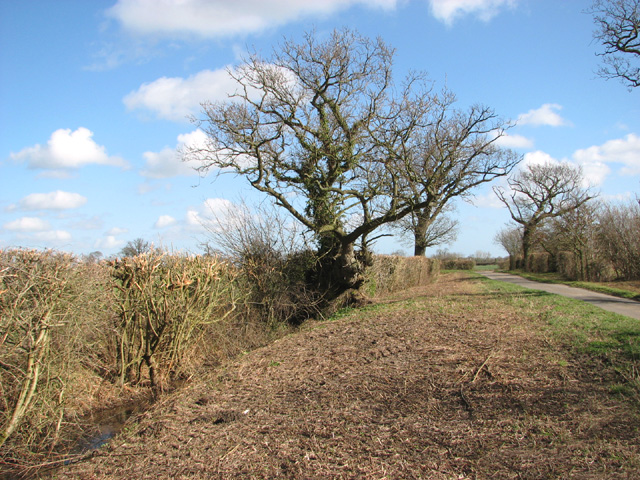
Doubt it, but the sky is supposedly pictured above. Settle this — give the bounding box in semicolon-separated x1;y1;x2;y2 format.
1;0;639;259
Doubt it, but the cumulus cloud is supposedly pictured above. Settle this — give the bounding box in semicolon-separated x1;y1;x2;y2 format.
517;104;570;127
472;190;506;209
573;134;640;176
95;235;124;250
494;133;533;149
107;227;129;236
572;133;640;185
107;0;397;38
10;127;128;171
517;136;640;187
155;215;177;228
521;150;559;168
428;0;518;24
33;230;72;243
15;191;88;211
3;217;51;232
186;198;235;232
141;129;209;178
124;69;240;121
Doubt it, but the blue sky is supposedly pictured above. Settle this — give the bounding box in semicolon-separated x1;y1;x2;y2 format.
1;0;639;258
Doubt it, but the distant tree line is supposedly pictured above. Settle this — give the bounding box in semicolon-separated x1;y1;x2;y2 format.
494;161;640;281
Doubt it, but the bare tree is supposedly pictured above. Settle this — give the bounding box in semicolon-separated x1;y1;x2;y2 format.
389;89;521;256
590;0;640;88
596;200;640;279
199;199;305;263
187;29;465;301
391;204;459;254
120;238;153;257
494;225;522;270
494;162;596;270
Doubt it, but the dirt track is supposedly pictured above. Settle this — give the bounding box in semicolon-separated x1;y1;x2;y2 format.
58;272;640;479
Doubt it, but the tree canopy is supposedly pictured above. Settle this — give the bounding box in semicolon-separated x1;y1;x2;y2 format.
494;162;596;267
188;28;519;299
591;0;640;88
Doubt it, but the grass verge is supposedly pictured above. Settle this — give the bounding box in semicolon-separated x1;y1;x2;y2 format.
475;272;640;395
504;269;640;301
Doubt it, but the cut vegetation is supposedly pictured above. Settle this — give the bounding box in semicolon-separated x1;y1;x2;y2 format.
56;272;640;479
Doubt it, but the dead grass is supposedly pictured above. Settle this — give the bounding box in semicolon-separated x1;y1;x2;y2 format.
54;272;640;479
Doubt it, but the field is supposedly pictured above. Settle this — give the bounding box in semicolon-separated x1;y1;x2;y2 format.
55;271;640;479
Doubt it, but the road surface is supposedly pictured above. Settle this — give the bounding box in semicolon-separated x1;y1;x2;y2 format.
478;271;640;320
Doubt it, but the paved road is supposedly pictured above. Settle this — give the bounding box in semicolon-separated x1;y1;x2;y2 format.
478;271;640;320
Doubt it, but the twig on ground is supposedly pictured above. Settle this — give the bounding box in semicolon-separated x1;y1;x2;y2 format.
472;351;494;383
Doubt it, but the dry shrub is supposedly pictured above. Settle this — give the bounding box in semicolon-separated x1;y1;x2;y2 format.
366;255;440;297
0;249;112;464
555;251;576;279
200;200;323;325
526;252;550;273
497;257;511;270
597;201;640;280
555;250;615;282
441;258;475;270
234;247;324;326
109;253;240;391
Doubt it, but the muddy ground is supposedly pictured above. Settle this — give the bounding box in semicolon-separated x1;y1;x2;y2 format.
56;272;640;479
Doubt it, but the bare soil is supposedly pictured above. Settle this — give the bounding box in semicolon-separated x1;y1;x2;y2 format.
56;273;640;479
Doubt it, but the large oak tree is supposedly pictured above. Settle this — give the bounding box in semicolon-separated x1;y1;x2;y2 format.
187;29;516;300
388;90;521;256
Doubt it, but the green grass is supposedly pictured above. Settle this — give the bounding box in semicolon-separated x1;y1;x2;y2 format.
506;270;640;301
476;273;640;390
473;264;499;271
337;272;640;395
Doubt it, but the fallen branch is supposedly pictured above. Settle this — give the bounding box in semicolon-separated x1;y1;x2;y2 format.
472;351;494;383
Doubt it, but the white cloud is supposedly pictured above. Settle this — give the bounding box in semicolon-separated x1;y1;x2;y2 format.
570;133;640;186
10;127;128;170
577;161;610;187
517;104;570;127
107;227;129;236
505;134;640;188
16;191;87;211
186;198;235;232
573;133;640;177
521;150;559;168
494;133;533;149
203;198;235;216
475;191;507;209
95;235;124;250
33;230;72;243
107;0;397;38
428;0;518;24
141;129;209;178
3;217;51;232
155;215;177;228
124;69;239;121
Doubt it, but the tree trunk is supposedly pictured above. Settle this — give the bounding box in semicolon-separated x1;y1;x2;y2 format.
311;240;371;304
413;213;431;257
522;224;535;271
